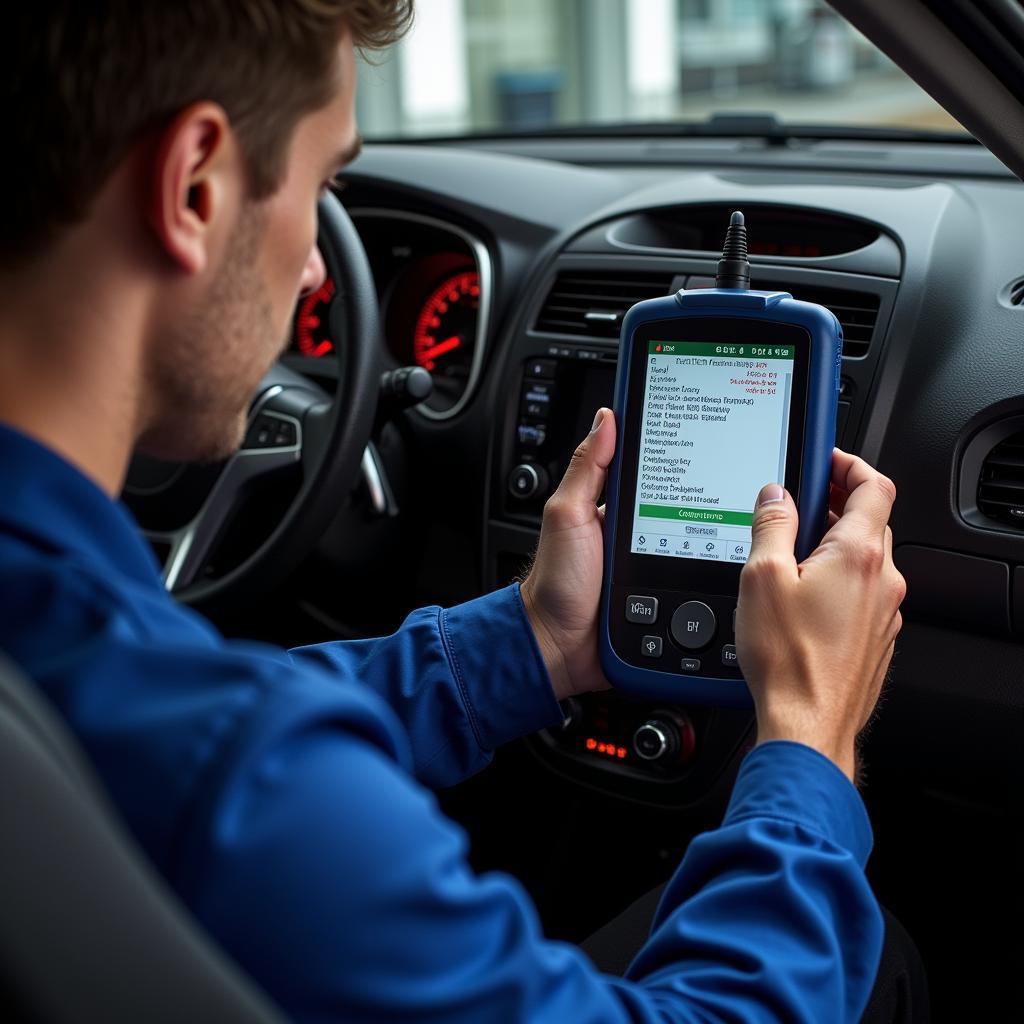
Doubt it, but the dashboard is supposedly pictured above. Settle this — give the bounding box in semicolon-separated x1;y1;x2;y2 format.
276;135;1024;1015
293;140;1024;789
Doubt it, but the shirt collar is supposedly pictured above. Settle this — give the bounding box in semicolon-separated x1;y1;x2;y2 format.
0;421;164;588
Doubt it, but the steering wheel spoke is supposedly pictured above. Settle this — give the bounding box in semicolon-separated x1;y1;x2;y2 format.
163;389;307;593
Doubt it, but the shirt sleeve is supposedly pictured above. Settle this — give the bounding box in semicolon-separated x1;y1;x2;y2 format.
182;682;884;1024
285;583;564;788
624;741;884;1022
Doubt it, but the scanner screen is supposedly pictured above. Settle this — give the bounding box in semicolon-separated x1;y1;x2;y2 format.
629;340;796;564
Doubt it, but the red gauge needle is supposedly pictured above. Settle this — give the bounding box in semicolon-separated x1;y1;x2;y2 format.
421;335;462;363
312;340;333;357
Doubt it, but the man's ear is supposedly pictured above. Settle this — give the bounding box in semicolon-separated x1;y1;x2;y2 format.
147;102;235;275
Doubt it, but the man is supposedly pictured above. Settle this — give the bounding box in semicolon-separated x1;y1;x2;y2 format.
0;3;909;1021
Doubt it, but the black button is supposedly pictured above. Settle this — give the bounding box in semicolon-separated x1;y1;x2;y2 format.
272;421;297;447
680;657;701;673
721;644;739;667
640;635;662;658
526;358;556;379
670;601;716;650
243;414;276;449
625;595;658;624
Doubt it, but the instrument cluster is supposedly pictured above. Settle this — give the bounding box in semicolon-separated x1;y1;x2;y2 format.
290;208;491;419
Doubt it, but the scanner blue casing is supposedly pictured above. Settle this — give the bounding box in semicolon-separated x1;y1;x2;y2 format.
598;288;843;705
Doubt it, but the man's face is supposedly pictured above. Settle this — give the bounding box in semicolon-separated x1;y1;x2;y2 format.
141;33;359;462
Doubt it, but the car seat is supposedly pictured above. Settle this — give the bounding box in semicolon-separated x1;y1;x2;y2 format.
0;652;284;1022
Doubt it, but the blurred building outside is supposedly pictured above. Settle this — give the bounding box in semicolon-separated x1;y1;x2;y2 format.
356;0;963;138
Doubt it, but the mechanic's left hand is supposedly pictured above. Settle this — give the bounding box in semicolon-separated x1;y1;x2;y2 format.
520;408;615;701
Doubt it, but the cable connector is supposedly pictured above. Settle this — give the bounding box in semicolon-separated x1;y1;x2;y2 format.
715;210;750;291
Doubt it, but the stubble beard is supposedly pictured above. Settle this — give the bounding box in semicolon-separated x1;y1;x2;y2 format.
139;206;282;464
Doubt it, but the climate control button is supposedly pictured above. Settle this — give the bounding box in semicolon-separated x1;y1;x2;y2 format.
632;712;697;765
633;721;673;761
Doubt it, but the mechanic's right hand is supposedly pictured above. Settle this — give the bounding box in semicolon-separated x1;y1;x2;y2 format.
735;449;905;783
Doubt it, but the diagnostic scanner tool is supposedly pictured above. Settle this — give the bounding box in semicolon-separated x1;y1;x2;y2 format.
599;211;842;705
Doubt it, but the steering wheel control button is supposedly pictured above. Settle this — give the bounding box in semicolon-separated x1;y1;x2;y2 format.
721;644;739;668
640;635;663;658
244;414;297;450
272;421;297;447
670;601;717;650
680;657;701;673
508;463;548;500
244;415;274;449
625;595;658;624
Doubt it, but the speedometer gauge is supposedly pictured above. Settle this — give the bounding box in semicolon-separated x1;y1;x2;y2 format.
413;271;480;379
294;277;336;358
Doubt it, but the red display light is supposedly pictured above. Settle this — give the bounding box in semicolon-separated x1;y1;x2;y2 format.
294;277;336;358
413;270;480;372
585;736;629;761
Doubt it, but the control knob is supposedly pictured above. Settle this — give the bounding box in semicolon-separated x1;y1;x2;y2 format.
508;463;549;500
632;712;696;765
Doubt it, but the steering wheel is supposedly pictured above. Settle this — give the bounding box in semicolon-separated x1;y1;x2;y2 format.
130;192;381;611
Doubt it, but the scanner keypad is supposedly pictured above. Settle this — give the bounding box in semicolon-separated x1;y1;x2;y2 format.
615;586;743;678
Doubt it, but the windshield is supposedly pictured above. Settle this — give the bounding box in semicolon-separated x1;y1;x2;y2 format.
357;0;966;139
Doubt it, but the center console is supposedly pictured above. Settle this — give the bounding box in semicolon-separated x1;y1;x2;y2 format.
503;345;617;517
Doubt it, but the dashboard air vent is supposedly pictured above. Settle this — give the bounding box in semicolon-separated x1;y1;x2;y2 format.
534;270;674;339
1007;279;1024;307
977;430;1024;527
754;280;880;358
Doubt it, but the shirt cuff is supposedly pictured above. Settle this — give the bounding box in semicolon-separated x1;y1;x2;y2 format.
441;583;564;752
724;741;874;866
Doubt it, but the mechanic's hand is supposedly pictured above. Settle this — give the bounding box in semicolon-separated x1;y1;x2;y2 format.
737;449;906;782
520;408;615;702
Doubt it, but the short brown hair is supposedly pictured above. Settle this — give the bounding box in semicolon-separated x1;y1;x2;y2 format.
2;1;412;267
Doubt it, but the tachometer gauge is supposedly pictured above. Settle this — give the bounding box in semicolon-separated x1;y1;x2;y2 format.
294;277;336;358
413;271;480;383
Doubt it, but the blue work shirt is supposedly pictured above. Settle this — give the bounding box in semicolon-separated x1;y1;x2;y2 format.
0;422;883;1022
